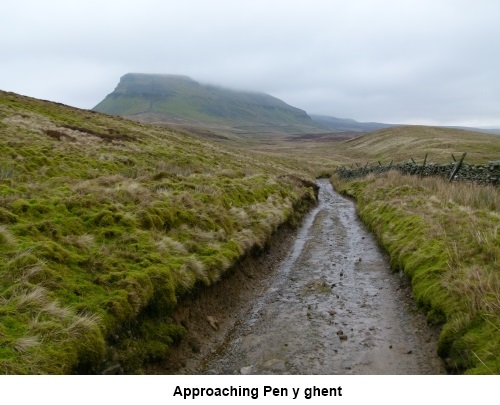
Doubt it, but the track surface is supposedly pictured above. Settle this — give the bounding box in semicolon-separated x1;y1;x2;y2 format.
197;179;445;374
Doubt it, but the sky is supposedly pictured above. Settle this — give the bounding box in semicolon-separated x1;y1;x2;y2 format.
1;0;500;127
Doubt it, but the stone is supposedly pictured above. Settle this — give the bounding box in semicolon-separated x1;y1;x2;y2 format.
240;366;253;375
207;315;219;330
101;363;123;375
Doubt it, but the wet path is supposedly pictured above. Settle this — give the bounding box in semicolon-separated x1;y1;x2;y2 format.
196;179;445;374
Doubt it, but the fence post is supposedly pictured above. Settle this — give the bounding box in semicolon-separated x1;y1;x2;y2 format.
420;153;428;177
449;152;467;182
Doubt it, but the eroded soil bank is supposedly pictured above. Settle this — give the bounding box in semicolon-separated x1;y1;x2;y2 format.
154;179;445;374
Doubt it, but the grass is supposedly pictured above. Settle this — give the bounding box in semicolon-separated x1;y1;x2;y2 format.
0;90;318;373
333;171;500;374
340;125;500;164
243;125;500;178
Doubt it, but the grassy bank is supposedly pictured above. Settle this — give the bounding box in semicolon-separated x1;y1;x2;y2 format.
333;171;500;374
0;91;317;374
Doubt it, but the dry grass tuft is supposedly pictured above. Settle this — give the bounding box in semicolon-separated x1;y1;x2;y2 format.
66;312;101;335
379;171;500;211
70;234;96;251
156;236;188;255
181;256;209;285
41;301;73;319
13;286;50;310
13;336;40;352
0;225;16;246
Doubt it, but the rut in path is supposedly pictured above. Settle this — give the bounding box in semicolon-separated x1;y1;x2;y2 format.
198;179;445;374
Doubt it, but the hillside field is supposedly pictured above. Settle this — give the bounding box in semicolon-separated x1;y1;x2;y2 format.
0;90;317;373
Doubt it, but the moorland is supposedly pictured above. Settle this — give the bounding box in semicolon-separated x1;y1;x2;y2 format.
1;75;499;374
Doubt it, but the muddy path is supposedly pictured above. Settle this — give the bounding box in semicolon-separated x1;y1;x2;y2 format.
160;179;445;375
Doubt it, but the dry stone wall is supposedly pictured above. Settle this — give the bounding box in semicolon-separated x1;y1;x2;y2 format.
337;160;500;186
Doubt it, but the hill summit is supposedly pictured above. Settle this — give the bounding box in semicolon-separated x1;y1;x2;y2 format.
93;73;326;135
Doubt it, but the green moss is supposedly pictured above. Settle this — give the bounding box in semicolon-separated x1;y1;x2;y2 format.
10;199;30;214
145;266;177;313
33;241;80;264
0;185;18;196
137;209;163;230
90;210;117;227
2;252;43;278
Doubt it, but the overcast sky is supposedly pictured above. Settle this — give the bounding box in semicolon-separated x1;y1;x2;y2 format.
1;0;499;126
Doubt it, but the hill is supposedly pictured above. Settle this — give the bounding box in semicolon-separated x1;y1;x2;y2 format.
93;73;327;136
310;114;396;132
247;124;500;177
0;90;318;373
311;115;500;136
339;125;500;164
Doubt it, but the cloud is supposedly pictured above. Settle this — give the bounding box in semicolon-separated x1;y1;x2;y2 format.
1;0;499;126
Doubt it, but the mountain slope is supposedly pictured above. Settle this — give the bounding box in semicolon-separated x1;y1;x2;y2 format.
0;90;317;373
94;73;327;135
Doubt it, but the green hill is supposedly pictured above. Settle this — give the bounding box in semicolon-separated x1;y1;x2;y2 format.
341;125;500;164
0;90;317;373
93;73;327;135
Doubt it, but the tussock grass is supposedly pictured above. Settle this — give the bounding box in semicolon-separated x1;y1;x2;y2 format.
370;172;500;211
0;225;16;247
0;90;317;373
334;171;500;374
13;336;40;352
